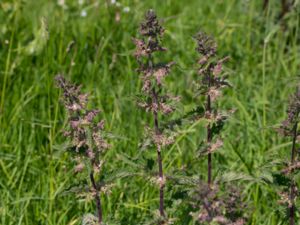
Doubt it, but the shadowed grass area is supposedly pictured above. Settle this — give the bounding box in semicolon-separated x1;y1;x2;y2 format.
0;0;299;224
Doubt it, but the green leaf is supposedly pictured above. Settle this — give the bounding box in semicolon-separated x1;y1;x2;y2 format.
24;17;49;55
218;172;254;183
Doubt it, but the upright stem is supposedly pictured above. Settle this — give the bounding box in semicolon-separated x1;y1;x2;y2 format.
207;97;212;186
263;0;269;11
157;149;165;217
152;88;165;217
289;122;297;225
148;51;165;218
280;0;289;19
90;171;103;224
207;73;212;187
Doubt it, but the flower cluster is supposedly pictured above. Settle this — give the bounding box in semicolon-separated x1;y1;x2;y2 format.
143;126;176;153
133;10;179;118
133;10;176;96
55;75;109;165
278;87;300;136
195;32;230;102
190;182;246;225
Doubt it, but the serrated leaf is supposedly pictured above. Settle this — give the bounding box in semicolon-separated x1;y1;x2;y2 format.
272;172;291;186
161;105;205;130
218;172;254;183
258;171;274;184
211;117;226;137
116;153;144;169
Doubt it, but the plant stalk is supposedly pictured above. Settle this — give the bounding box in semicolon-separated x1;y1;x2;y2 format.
289;122;297;225
207;73;212;187
90;171;103;224
152;88;165;217
263;0;269;10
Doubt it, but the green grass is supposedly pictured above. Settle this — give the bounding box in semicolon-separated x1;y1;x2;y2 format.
0;0;299;224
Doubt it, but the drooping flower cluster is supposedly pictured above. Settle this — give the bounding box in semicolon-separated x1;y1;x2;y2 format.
55;75;110;224
133;9;179;220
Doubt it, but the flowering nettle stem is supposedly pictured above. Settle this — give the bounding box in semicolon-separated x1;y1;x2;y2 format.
194;32;230;187
152;88;165;216
206;70;212;186
206;99;212;186
289;117;298;225
133;10;178;220
191;32;246;224
55;75;110;224
290;122;297;225
90;171;103;224
278;87;300;225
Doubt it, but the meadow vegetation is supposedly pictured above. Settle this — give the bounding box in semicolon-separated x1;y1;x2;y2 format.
0;0;300;224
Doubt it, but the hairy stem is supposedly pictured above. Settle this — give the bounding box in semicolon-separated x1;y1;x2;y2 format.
263;0;269;10
90;171;103;224
280;0;290;19
290;122;297;225
148;51;165;218
152;88;165;217
157;150;164;217
207;73;212;187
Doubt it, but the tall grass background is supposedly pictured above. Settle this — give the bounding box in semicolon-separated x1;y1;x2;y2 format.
0;0;299;224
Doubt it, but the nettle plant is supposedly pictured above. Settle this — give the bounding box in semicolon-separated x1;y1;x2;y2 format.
277;87;300;225
133;10;179;223
55;75;112;225
187;32;246;224
194;32;230;187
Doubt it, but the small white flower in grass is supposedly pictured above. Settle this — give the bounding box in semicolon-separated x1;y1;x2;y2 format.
111;0;116;4
123;6;130;12
81;10;87;17
78;0;84;5
57;0;65;6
